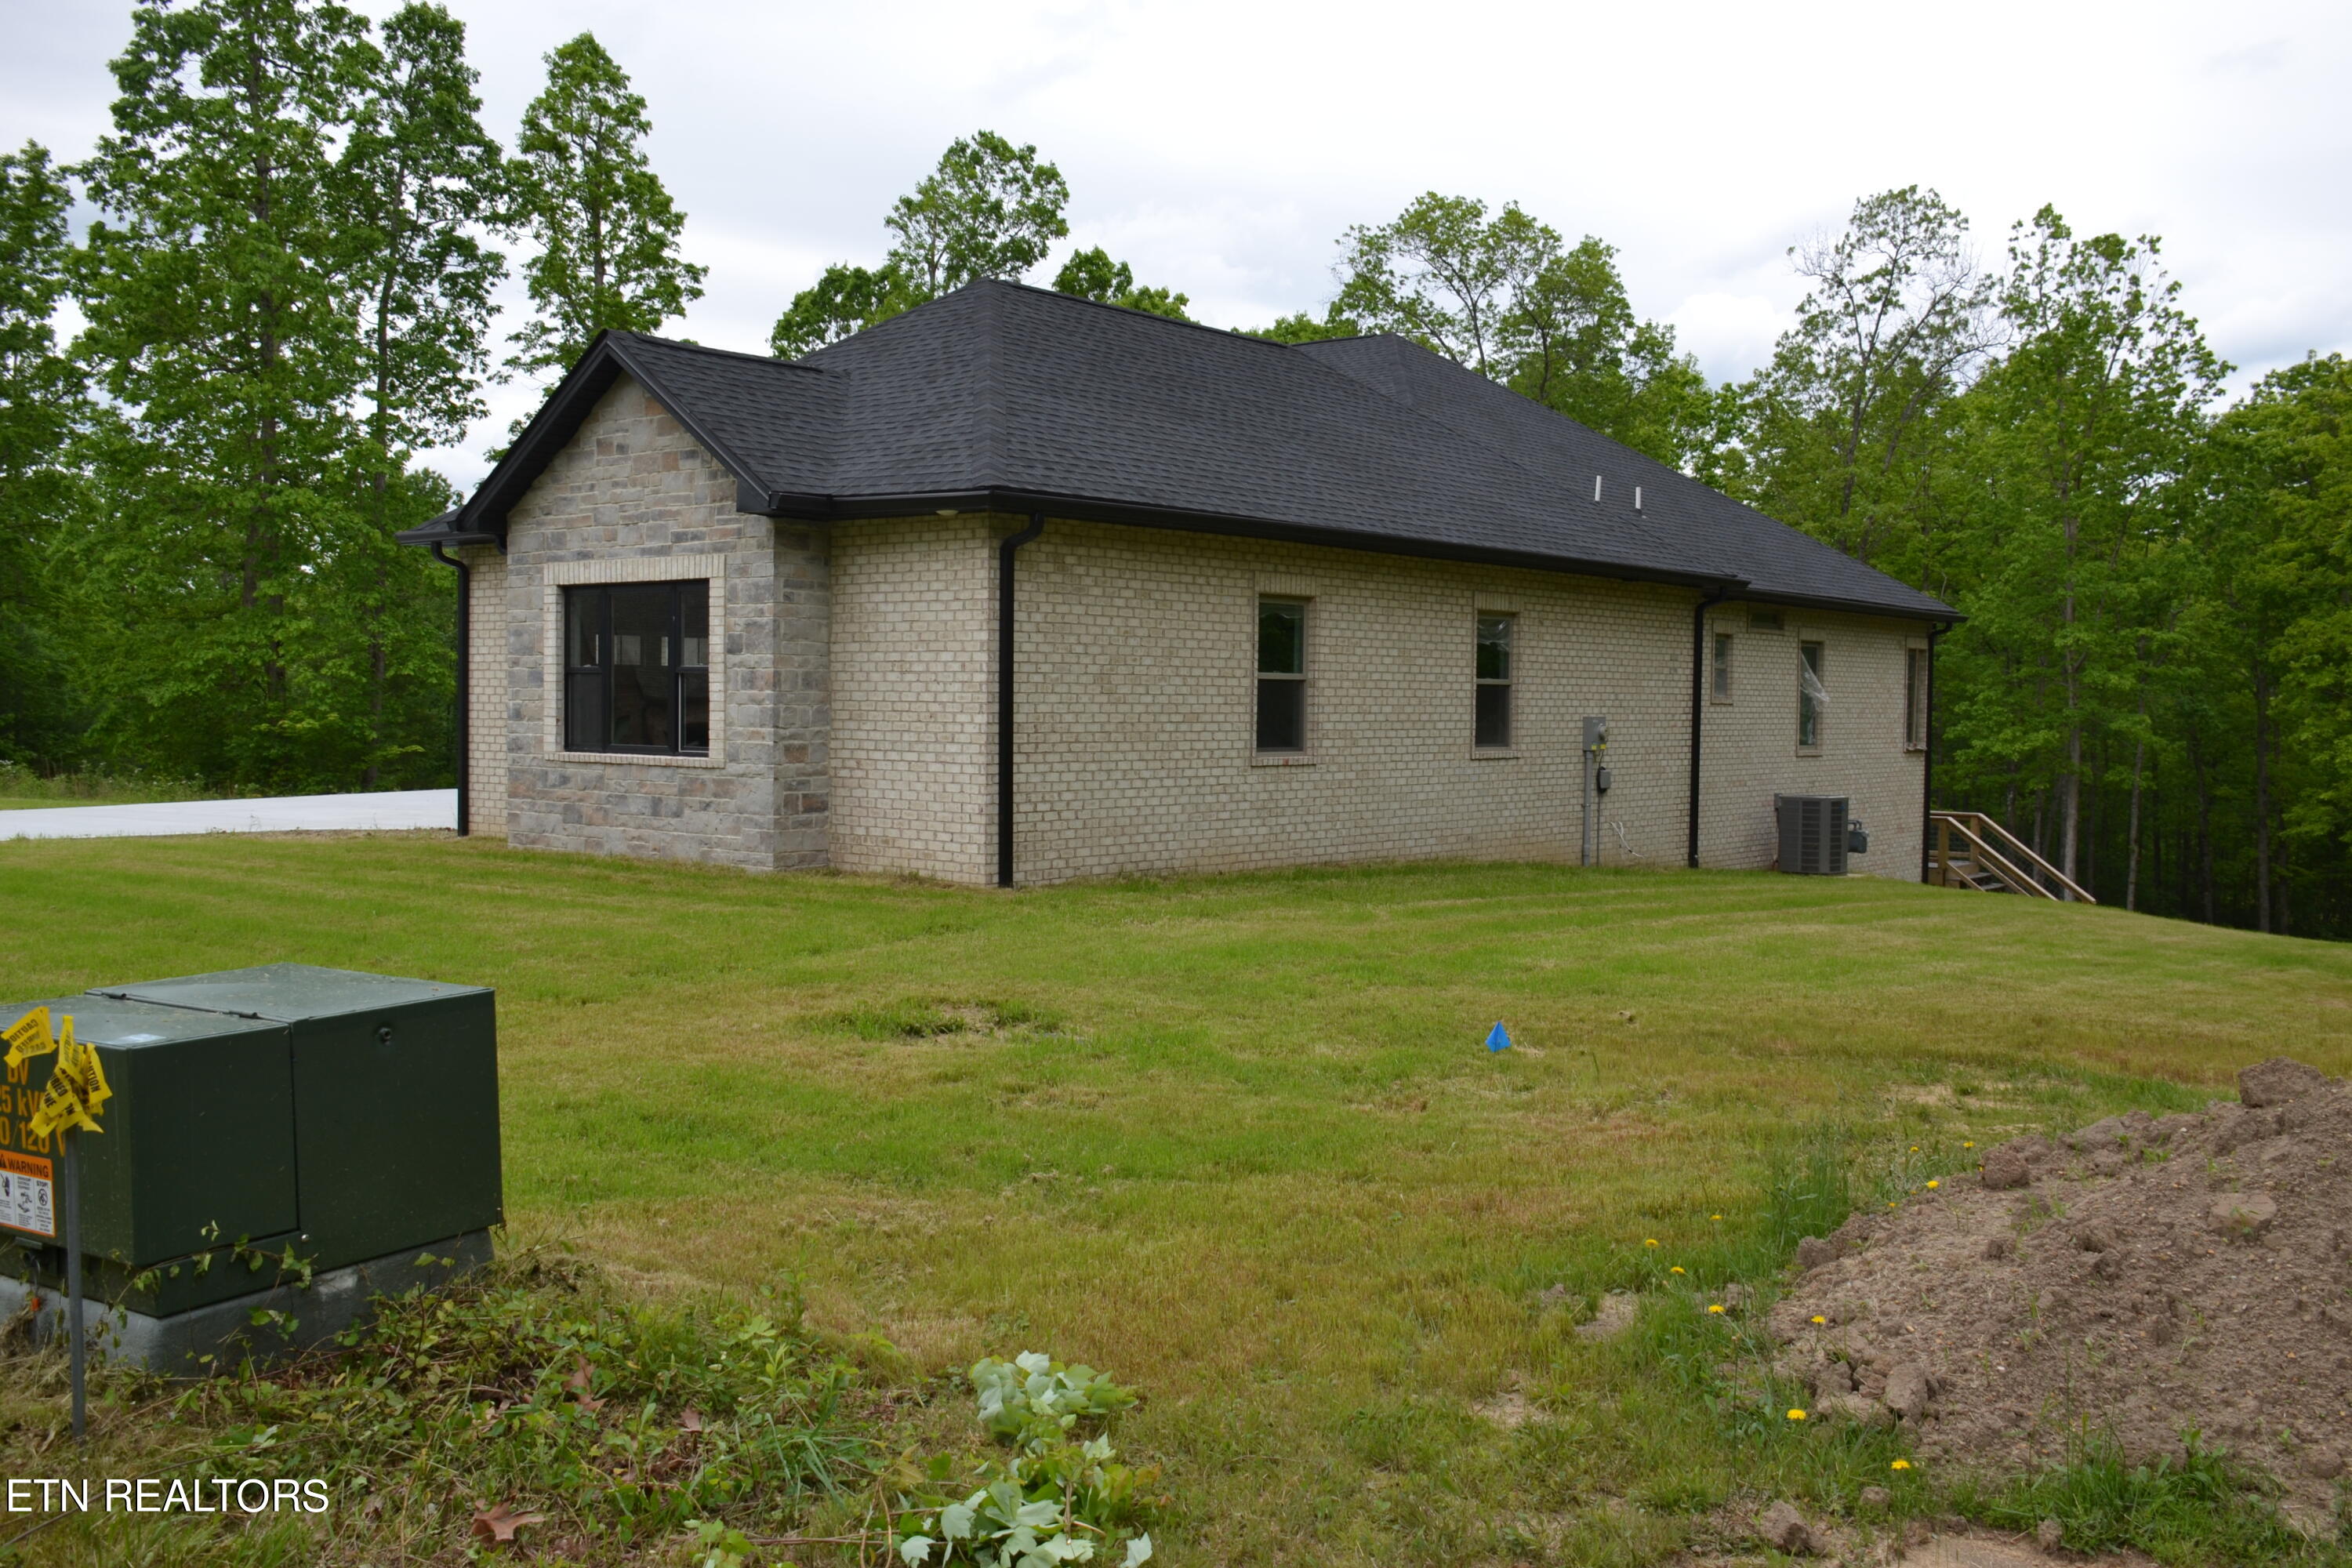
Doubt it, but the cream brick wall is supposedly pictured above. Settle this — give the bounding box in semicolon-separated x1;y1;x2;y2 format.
828;516;995;882
494;376;828;872
457;544;507;837
831;514;1926;887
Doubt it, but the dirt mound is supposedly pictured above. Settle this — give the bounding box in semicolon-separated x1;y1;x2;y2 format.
1770;1060;2352;1510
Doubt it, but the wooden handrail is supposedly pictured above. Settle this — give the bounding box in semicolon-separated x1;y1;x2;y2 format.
1928;811;2097;904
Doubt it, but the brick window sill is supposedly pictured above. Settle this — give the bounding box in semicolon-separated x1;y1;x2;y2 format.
549;750;724;769
1251;753;1315;767
1471;748;1521;760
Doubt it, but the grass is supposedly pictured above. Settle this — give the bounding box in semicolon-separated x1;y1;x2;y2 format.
0;763;223;811
2;834;2350;1564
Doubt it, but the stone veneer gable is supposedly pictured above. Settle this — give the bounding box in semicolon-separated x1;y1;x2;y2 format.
486;375;828;872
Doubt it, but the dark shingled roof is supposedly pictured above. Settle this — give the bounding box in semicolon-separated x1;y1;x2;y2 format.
405;279;1954;622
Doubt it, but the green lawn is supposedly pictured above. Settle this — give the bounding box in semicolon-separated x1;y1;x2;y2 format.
4;834;2347;1564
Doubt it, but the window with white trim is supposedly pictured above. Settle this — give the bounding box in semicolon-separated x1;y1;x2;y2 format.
1797;640;1826;751
1711;631;1733;702
1255;599;1307;753
1475;613;1513;747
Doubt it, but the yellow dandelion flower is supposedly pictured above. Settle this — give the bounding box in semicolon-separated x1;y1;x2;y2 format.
1710;1213;1724;1221
1644;1238;1659;1247
1708;1303;1726;1314
1809;1315;1827;1325
1963;1141;1976;1149
1670;1265;1686;1275
1909;1145;1919;1152
1787;1408;1808;1421
1890;1458;1912;1471
1926;1179;1941;1190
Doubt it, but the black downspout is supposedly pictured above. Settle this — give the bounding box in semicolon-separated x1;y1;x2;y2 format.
1686;588;1730;868
1919;622;1947;883
429;543;470;838
996;514;1045;887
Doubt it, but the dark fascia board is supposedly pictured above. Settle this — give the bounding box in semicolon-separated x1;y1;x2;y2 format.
448;332;810;546
1715;590;1965;626
743;482;1752;598
393;510;498;549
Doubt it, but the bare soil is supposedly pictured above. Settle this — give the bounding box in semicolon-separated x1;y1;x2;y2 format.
1769;1058;2352;1512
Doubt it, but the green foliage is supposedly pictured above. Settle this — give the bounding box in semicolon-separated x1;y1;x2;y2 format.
1051;247;1192;321
771;260;921;358
892;1352;1153;1568
0;140;87;768
172;1248;869;1553
772;130;1073;358
66;0;459;792
1331;191;1721;468
886;130;1070;297
507;31;704;380
1724;186;1999;581
1953;1433;2330;1563
1240;306;1363;343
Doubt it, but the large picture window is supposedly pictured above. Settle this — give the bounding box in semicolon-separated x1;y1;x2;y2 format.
1256;599;1307;753
563;581;710;755
1475;613;1513;747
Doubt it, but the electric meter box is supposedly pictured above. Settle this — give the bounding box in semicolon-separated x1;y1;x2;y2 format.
0;964;501;1358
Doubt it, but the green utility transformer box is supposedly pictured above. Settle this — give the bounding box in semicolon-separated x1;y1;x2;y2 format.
0;964;502;1369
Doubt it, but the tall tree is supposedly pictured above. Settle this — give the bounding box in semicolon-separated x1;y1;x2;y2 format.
71;0;376;786
1963;208;2224;886
1733;187;2000;579
335;0;503;782
1334;192;1542;375
507;31;703;379
0;143;87;766
1334;194;1719;469
884;130;1069;296
771;131;1069;358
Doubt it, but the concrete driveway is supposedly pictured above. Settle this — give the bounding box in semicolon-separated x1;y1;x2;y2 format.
0;789;456;840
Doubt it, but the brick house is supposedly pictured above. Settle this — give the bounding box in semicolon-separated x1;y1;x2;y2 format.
400;280;1956;886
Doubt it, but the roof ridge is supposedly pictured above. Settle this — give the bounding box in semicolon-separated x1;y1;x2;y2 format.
971;275;1342;355
614;329;826;375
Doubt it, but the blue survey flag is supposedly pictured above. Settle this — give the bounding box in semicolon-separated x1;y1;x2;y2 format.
1486;1022;1512;1052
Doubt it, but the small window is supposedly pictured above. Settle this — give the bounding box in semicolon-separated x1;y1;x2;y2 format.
1904;647;1929;750
1475;613;1513;748
563;580;710;755
1711;631;1733;702
1256;599;1306;753
1797;640;1825;750
1749;609;1784;631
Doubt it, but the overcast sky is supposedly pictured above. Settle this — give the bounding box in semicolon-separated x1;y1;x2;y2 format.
7;0;2350;491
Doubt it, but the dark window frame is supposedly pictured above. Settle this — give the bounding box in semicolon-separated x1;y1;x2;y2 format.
1797;639;1825;752
1904;646;1929;750
1255;597;1308;754
1475;612;1514;749
562;579;712;757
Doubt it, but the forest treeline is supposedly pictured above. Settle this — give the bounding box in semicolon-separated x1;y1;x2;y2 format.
3;1;2347;937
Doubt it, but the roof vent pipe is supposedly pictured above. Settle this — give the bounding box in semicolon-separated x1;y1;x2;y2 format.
1635;486;1643;512
1593;475;1602;503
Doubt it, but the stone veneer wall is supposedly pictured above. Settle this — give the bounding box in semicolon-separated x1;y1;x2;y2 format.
828;514;1926;886
494;375;828;871
458;543;508;837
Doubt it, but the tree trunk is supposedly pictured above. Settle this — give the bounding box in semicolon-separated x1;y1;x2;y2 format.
2252;658;2272;934
2125;732;2146;912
